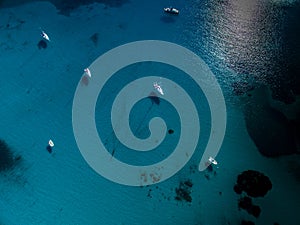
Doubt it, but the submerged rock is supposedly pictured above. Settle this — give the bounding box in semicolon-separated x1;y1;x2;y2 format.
0;0;130;16
241;220;255;225
234;170;272;198
234;170;272;220
238;196;261;218
175;179;193;203
90;33;99;46
168;129;174;134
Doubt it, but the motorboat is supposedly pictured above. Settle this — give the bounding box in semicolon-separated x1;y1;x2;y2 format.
164;7;179;15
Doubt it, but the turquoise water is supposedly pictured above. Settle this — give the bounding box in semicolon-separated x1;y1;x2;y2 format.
0;0;299;225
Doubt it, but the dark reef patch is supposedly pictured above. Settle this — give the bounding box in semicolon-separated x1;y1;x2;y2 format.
234;170;272;219
175;179;193;203
241;220;255;225
58;0;130;16
90;33;99;46
0;139;14;171
238;196;261;218
168;129;174;134
234;170;272;198
0;139;21;171
0;0;130;16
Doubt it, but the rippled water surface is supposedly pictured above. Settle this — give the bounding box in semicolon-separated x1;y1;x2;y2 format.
184;0;300;101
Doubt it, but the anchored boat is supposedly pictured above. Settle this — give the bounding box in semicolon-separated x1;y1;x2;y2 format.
164;7;179;15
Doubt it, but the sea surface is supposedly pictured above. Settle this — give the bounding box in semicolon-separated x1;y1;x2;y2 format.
0;0;299;225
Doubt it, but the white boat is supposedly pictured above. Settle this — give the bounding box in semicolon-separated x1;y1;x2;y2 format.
153;82;164;95
208;156;218;165
48;139;54;147
164;7;179;15
84;68;91;78
40;30;50;41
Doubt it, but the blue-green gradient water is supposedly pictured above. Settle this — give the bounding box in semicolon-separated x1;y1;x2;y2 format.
0;0;299;225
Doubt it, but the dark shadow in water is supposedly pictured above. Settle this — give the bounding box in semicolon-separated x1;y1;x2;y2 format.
148;91;160;105
244;87;298;157
0;139;15;171
37;39;47;49
276;2;300;102
160;16;176;23
46;145;52;153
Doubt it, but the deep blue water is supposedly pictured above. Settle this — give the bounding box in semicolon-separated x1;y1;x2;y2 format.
0;0;299;225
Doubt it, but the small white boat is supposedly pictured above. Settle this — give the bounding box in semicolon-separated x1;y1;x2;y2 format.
41;30;50;41
48;139;54;147
164;7;179;15
153;82;164;95
84;68;91;78
208;156;218;165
